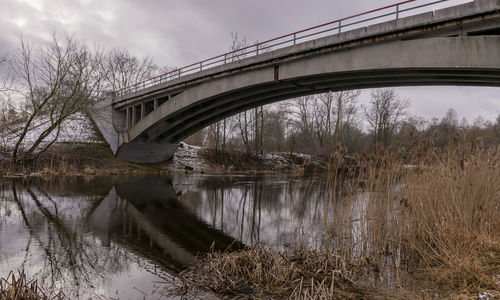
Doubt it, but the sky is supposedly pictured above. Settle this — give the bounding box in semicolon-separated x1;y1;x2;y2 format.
1;0;499;124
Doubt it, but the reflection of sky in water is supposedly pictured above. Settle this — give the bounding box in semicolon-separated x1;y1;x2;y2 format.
174;173;332;250
0;174;340;298
0;180;179;299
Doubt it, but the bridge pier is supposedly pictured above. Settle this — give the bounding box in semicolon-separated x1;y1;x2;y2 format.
116;142;178;163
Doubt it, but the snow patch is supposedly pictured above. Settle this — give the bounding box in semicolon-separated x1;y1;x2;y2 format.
478;292;494;300
166;142;210;172
1;113;98;150
258;152;325;170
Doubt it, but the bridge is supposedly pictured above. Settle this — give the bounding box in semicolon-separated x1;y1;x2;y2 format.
91;0;500;163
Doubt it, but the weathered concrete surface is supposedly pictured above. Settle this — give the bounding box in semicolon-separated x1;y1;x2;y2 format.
115;142;178;163
88;96;121;154
98;0;500;163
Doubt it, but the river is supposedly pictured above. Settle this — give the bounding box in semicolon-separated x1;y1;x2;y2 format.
0;173;329;299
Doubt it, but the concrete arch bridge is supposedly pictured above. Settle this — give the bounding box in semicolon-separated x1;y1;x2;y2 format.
91;0;500;162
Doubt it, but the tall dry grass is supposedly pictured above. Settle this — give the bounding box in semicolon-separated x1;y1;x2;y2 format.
323;143;500;297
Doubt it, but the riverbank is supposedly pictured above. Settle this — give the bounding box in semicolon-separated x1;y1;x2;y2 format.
0;141;328;178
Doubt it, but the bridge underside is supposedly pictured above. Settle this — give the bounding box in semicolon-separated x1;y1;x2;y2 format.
142;68;500;144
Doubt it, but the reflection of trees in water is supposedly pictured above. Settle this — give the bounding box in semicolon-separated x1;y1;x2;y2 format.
8;180;131;298
178;175;330;248
1;176;245;298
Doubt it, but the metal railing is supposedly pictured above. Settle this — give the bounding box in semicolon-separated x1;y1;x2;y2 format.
116;0;458;97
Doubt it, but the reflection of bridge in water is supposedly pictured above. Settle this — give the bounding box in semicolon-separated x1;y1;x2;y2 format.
87;176;244;271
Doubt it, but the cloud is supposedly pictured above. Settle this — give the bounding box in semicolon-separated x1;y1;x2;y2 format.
0;0;498;122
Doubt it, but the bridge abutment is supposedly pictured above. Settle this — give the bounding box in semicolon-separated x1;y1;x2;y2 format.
88;95;122;154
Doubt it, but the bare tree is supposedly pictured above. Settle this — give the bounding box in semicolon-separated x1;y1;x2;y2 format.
494;114;500;136
10;34;107;162
262;108;287;152
235;109;253;154
207;32;252;152
330;91;360;148
0;55;10;150
0;54;8;94
280;91;361;154
429;108;460;147
281;96;318;153
104;48;157;92
364;89;410;147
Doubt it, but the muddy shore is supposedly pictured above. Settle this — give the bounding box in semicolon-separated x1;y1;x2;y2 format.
0;142;327;178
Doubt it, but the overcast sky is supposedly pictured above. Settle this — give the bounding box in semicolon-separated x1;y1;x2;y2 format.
1;0;499;124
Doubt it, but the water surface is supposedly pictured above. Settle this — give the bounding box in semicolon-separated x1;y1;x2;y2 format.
0;173;327;299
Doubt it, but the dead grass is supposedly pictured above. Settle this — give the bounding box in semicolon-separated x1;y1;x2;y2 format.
322;144;500;297
0;270;64;300
170;246;413;299
0;142;169;178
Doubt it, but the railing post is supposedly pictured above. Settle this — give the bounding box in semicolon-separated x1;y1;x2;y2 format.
293;33;296;45
338;20;342;33
256;44;259;55
224;54;227;64
396;4;400;19
178;69;181;78
200;61;203;71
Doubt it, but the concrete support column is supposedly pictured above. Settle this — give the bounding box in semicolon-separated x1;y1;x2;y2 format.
154;99;158;110
140;103;145;120
125;108;130;130
132;106;136;126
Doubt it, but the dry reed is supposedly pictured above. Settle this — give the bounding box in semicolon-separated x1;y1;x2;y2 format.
0;270;64;300
170;246;411;299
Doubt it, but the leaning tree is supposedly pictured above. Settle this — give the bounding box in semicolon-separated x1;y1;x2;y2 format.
10;34;107;162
